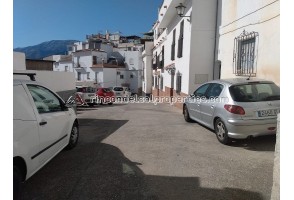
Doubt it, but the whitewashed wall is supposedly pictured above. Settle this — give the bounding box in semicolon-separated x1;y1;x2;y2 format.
217;0;280;85
13;52;26;70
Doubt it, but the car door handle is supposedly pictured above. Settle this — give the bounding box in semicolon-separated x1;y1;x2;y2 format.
39;121;47;126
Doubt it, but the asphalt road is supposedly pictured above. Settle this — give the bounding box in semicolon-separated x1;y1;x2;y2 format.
22;103;276;200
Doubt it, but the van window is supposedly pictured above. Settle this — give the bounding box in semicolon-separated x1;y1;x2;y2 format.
27;85;62;113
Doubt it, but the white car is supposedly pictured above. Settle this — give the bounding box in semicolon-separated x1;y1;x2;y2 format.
76;86;98;106
13;77;79;198
113;86;131;99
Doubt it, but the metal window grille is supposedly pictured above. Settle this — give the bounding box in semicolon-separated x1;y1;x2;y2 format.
233;30;259;76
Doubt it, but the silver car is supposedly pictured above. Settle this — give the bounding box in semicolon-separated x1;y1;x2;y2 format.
183;78;280;145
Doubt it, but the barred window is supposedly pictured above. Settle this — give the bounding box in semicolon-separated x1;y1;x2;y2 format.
233;30;258;76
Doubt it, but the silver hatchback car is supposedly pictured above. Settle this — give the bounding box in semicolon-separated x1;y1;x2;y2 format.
183;78;280;144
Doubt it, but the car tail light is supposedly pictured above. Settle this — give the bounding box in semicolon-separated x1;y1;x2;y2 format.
224;104;245;115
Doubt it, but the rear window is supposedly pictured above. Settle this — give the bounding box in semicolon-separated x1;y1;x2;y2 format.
229;83;280;102
113;87;123;91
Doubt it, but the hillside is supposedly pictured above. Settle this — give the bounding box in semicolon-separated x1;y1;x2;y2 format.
14;40;78;59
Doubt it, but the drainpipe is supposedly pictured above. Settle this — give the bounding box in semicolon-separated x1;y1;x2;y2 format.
213;0;219;80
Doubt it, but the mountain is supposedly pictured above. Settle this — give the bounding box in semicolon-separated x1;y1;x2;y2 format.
14;40;79;59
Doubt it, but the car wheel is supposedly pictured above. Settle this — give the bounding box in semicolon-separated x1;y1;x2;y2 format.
65;122;79;150
13;166;22;200
184;105;192;122
214;118;231;145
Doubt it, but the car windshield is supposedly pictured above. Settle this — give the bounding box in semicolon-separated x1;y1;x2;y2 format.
113;87;123;91
77;87;95;93
229;82;280;102
103;88;111;92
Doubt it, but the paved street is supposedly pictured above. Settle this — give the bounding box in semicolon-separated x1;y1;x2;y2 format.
22;103;276;200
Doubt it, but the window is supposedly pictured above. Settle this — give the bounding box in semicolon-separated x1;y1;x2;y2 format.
177;20;184;58
120;75;124;79
129;58;134;65
160;46;164;68
77;72;81;81
206;84;224;98
229;83;280;102
152;75;154;87
176;73;182;94
233;30;258;76
194;84;210;97
171;29;176;61
27;85;62;113
87;72;90;79
93;56;97;65
65;66;68;72
130;74;134;78
155;76;158;89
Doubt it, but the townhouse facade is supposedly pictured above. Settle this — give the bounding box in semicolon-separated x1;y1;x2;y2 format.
216;0;280;85
145;0;279;108
151;0;218;107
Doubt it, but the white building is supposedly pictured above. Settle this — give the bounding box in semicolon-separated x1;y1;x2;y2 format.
151;0;218;107
45;33;144;94
216;0;280;85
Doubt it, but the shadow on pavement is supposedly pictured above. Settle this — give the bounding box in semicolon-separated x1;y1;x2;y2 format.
22;118;264;200
186;119;276;152
229;135;276;152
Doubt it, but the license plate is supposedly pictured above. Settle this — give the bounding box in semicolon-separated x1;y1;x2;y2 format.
257;109;279;117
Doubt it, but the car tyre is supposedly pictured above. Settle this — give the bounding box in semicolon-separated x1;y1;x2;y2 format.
65;122;79;150
13;166;22;200
215;118;231;145
184;105;192;122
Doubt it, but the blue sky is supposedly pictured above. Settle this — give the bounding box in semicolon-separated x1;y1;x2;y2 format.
13;0;162;48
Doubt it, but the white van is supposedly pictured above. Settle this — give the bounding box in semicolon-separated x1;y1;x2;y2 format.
13;75;79;199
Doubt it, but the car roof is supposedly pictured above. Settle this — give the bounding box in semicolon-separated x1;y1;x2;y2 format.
13;79;44;86
208;78;274;86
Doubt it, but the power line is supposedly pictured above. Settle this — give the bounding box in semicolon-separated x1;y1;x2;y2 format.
220;14;280;36
220;0;279;29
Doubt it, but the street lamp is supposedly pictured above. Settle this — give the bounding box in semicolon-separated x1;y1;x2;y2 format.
175;3;191;21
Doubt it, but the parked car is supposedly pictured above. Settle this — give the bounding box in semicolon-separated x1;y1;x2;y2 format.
183;78;280;145
13;77;79;199
113;86;131;99
96;87;115;105
76;86;98;106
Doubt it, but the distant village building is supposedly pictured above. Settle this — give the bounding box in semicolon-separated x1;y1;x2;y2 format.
44;31;145;94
